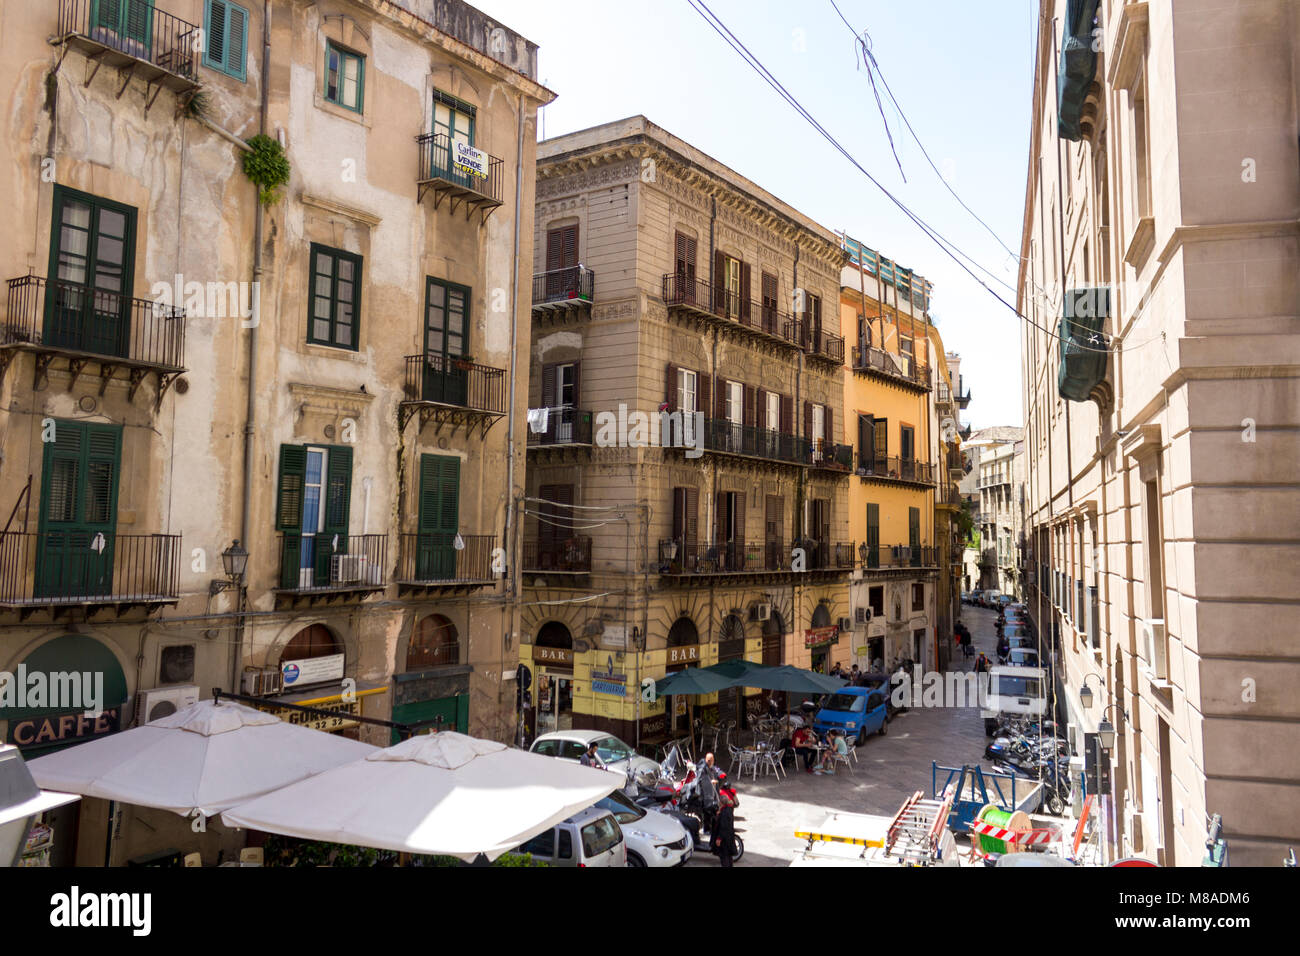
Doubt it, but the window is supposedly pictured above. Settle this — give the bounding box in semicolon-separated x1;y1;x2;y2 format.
324;41;364;112
414;455;459;580
912;583;924;612
868;585;885;617
47;186;137;359
519;828;554;858
865;502;880;567
275;443;352;589
674;232;697;294
36;420;122;599
724;255;742;318
433;89;475;147
765;391;780;432
677;368;697;413
204;0;248;80
308;244;361;350
1132;72;1152;220
725;381;744;425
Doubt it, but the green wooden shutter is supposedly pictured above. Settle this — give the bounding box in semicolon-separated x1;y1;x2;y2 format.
323;445;352;539
226;3;247;79
123;0;153;45
417;455;458;579
206;0;227;66
36;421;121;598
275;445;306;531
866;503;880;568
205;0;249;80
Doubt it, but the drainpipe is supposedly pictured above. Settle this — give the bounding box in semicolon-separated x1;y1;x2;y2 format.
232;0;271;692
504;93;525;604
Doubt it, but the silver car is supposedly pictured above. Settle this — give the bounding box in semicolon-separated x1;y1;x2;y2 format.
515;806;627;867
530;729;661;782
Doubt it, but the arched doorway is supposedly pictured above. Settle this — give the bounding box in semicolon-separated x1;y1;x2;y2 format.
761;608;785;666
717;614;746;725
279;624;346;693
392;615;467;743
665;616;699;736
281;624;342;662
406;615;458;670
534;622;574;735
809;603;833;674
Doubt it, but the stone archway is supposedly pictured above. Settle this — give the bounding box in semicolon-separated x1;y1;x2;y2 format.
407;615;459;670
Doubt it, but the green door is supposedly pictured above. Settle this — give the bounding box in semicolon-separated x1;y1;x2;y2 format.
275;444;351;588
416;455;459;580
422;278;469;406
391;695;467;745
92;0;154;48
45;186;136;359
36;421;121;599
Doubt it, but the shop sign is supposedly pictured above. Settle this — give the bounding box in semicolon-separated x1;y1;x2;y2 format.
534;647;573;667
804;625;839;649
591;656;626;697
666;645;700;665
7;707;121;749
454;141;489;178
282;653;345;688
268;697;360;733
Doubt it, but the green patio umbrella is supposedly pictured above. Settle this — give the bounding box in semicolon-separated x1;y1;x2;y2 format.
651;666;733;698
728;664;846;695
701;659;771;682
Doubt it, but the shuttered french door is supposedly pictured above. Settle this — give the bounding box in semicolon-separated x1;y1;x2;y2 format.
545;225;578;299
93;0;154;48
423;277;469;406
276;444;351;588
675;232;696;302
866;503;880;569
46;186;136;359
36;421;122;599
416;454;460;580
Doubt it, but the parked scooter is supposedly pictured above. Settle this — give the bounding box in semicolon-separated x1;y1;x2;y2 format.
673;760;744;860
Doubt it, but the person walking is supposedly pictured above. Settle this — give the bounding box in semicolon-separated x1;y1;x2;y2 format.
712;781;740;867
697;751;721;836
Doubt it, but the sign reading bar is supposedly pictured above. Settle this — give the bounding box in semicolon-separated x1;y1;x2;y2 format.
804;626;839;649
667;645;700;665
534;647;573;667
453;141;489;178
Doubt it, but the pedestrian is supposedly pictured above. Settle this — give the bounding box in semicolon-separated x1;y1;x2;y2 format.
697;751;720;835
579;741;605;769
791;724;818;772
849;664;861;685
975;653;989;674
712;780;739;867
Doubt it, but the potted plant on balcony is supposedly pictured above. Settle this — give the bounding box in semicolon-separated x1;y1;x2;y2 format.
453;354;475;371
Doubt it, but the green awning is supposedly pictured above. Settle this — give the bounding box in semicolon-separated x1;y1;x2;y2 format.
1058;287;1110;402
0;635;127;721
1058;0;1102;141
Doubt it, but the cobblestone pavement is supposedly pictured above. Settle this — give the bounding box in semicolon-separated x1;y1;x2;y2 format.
685;605;1005;867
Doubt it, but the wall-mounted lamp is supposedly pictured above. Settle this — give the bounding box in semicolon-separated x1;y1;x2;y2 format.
209;540;249;596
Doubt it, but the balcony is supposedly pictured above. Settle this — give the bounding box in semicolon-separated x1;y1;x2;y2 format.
2;275;186;406
657;539;854;578
522;536;592;574
0;532;180;615
859;544;939;571
416;133;504;222
275;533;388;602
399;352;507;434
661;274;801;350
936;483;962;509
55;0;200;106
689;419;807;468
396;533;496;592
850;344;930;393
798;325;846;366
532;267;594;318
526;407;594;449
956;387;972;409
808;440;854;475
853;453;936;488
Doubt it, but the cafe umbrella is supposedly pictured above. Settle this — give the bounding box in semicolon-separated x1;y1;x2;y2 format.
220;731;624;862
26;699;376;817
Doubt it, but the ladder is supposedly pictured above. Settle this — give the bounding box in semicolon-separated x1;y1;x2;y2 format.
885;789;954;864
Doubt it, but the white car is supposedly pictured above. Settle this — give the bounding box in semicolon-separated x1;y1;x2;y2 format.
593;789;691;867
530;729;661;782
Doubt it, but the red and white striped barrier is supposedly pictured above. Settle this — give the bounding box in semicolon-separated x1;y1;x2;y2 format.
970;820;1062;846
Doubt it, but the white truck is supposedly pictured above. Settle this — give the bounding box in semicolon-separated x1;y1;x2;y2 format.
980;665;1048;736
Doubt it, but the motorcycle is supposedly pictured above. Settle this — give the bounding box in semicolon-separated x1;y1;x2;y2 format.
672;760;745;860
993;757;1073;816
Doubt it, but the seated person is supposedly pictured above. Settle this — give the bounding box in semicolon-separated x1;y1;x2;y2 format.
791;725;819;772
816;730;850;774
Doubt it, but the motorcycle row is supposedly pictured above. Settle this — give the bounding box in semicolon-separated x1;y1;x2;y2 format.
622;746;745;861
983;607;1073;817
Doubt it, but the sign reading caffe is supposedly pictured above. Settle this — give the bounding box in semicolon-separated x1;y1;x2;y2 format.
7;708;121;749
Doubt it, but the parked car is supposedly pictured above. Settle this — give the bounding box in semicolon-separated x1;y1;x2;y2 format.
592;789;691;867
980;590;1001;607
968;590;984;606
1002;623;1033;641
994;594;1015;608
813;687;888;746
1007;647;1041;668
530;729;660;781
514;806;627;867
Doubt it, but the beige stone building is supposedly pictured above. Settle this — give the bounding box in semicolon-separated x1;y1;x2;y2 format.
1019;0;1300;864
0;0;550;864
519;116;853;751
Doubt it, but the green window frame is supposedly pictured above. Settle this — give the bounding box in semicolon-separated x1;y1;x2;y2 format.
203;0;248;81
432;89;476;146
93;0;154;47
307;243;361;350
324;41;364;112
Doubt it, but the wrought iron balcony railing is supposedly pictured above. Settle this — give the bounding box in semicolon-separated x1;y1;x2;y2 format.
402;352;507;414
4;275;186;370
798;325;846;364
397;533;495;585
532;266;594;306
853;453;937;485
57;0;200;89
809;440;854;472
276;533;387;593
661;273;802;347
522;536;591;573
850;344;931;391
657;538;853;574
700;419;807;464
416;133;504;217
859;544;938;570
0;531;180;606
526;407;594;447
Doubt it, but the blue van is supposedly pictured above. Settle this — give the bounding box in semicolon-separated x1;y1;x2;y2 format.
813;687;889;746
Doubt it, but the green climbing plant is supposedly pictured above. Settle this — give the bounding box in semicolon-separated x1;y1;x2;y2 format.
242;133;290;205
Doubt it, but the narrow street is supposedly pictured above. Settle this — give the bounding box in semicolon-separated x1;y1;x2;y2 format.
686;606;1003;867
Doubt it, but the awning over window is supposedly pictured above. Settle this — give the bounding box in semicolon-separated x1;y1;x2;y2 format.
1058;287;1110;402
1058;0;1102;141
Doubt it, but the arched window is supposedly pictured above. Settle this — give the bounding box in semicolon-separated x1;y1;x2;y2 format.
666;616;698;647
536;621;573;649
281;624;342;662
407;615;458;671
810;604;832;629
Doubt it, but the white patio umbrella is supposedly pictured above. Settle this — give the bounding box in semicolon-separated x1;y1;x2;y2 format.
220;731;624;861
26;699;377;817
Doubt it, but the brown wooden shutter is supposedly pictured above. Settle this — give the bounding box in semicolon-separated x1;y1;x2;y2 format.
761;271;778;332
715;377;726;421
686;486;699;551
803;401;812;440
739;261;752;323
562;225;577;268
697;370;710;417
735;493;746;547
713;249;726;312
780;394;793;434
570;362;581;407
672;488;685;540
742;385;755;428
665;363;677;411
825;405;833;446
541;363;557;408
546;229;563;274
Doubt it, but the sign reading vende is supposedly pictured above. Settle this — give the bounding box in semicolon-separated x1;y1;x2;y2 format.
453;141;488;178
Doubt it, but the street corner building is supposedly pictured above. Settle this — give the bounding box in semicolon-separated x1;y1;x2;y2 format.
1018;0;1300;865
0;0;553;865
517;116;961;748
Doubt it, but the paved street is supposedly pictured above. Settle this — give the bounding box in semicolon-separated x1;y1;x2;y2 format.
686;606;1003;867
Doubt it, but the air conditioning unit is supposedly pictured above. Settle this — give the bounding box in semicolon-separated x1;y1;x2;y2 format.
242;666;283;697
751;602;771;622
1139;618;1167;679
854;606;871;625
331;554;381;585
837;617;852;633
136;684;200;725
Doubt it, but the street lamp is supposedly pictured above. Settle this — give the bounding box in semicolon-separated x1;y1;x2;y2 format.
1098;717;1116;751
1078;672;1104;710
210;539;249;595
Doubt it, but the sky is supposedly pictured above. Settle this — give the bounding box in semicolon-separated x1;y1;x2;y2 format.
473;0;1039;429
